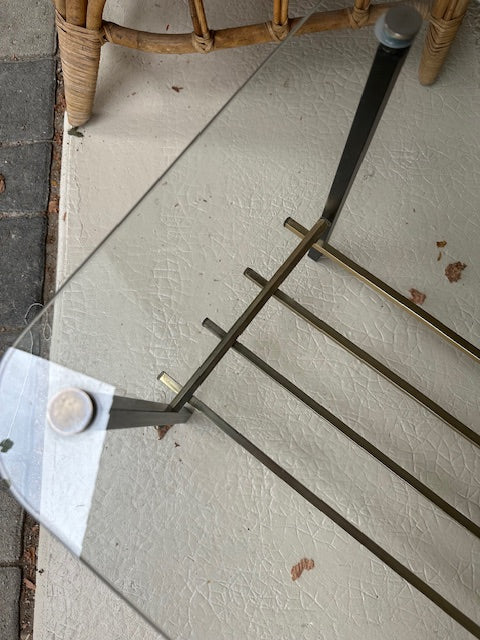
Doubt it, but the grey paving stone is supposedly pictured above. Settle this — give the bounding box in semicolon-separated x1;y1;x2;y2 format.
0;143;51;212
0;567;21;638
0;217;46;326
1;0;55;59
0;331;21;355
0;59;55;142
0;479;23;563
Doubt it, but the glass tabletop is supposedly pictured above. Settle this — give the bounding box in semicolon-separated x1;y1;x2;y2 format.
1;2;479;638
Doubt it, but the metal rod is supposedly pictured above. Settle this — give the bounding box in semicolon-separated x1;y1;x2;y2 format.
166;8;422;412
107;408;192;429
308;7;421;256
46;389;192;433
202;318;480;539
244;268;480;448
159;371;480;639
168;218;329;411
286;217;480;365
108;395;192;429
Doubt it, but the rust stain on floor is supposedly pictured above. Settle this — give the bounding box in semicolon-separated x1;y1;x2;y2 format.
156;424;173;439
408;288;426;305
291;558;315;581
445;261;467;283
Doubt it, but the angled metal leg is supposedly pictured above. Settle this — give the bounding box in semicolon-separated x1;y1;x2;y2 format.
308;7;422;259
167;217;329;411
161;7;422;414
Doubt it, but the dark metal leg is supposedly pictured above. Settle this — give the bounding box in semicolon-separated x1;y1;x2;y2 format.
168;217;329;411
163;8;422;414
308;8;421;260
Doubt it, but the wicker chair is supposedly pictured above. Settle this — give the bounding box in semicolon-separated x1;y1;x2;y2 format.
53;0;470;127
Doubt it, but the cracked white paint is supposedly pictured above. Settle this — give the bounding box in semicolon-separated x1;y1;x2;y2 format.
33;0;479;639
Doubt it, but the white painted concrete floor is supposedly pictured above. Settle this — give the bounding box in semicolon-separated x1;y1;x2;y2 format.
34;0;479;638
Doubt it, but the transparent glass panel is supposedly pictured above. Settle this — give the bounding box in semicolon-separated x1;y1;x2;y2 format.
0;3;479;638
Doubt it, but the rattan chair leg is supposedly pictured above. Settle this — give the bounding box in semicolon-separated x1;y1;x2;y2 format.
56;8;104;127
419;0;470;85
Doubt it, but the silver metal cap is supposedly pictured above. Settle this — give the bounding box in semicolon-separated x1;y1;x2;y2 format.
375;6;423;48
385;5;423;40
47;388;95;436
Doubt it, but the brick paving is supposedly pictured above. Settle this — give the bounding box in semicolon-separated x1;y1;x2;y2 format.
0;1;57;637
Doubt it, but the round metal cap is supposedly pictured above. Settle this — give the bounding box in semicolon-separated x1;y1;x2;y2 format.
47;388;95;436
375;6;422;48
384;6;423;41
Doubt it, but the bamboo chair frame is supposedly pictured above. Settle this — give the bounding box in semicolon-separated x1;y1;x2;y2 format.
53;0;470;127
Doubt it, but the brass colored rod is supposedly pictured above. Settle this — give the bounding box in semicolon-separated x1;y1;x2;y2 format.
168;218;329;411
159;371;480;639
245;268;480;449
284;217;480;364
203;318;480;539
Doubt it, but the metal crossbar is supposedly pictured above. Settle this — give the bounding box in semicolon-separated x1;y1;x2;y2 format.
244;268;480;448
284;218;480;364
202;318;480;539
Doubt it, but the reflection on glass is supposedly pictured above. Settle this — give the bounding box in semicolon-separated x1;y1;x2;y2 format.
0;1;478;638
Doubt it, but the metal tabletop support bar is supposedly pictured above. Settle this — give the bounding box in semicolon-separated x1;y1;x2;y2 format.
159;372;480;640
308;6;422;257
244;268;480;448
202;318;480;539
163;7;426;414
108;399;192;429
285;217;480;364
46;388;192;434
167;217;329;411
108;395;192;429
